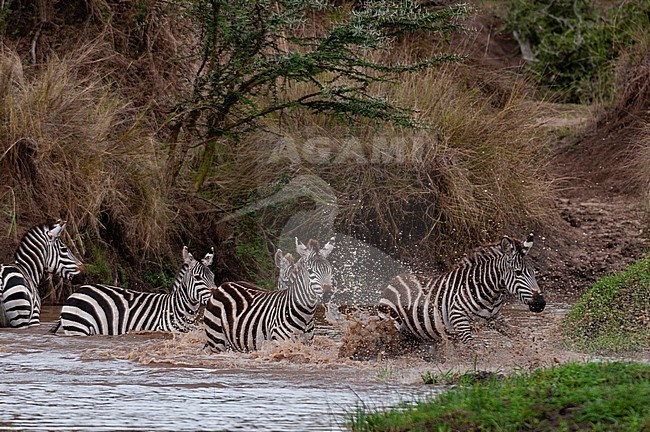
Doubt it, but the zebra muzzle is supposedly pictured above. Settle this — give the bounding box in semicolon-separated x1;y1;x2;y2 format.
528;292;546;313
70;269;87;285
321;284;333;303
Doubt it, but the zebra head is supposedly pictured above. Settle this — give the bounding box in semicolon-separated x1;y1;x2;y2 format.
35;220;85;280
296;237;335;302
181;246;217;305
274;250;295;291
499;233;545;313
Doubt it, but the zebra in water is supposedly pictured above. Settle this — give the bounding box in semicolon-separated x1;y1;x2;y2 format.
50;246;217;335
204;237;335;352
379;234;546;344
0;220;85;328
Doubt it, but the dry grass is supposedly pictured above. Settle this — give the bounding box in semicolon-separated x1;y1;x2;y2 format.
0;45;172;264
0;2;558;289
634;122;650;222
213;60;556;269
611;28;650;220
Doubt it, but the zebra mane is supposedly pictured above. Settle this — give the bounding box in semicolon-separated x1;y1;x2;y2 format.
307;239;320;251
458;240;504;267
14;220;66;258
14;222;48;261
458;235;530;268
170;260;191;292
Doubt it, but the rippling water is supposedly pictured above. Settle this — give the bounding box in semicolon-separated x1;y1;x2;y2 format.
1;296;587;432
0;308;438;432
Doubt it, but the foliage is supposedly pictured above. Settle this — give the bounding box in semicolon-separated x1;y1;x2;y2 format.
170;0;471;191
85;245;115;286
0;0;560;291
561;256;650;353
350;362;650;431
504;0;650;103
637;121;650;226
232;213;278;288
0;189;18;241
268;65;556;268
0;0;12;34
144;264;177;293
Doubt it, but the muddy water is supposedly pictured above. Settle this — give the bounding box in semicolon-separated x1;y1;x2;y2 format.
0;307;439;432
0;298;592;431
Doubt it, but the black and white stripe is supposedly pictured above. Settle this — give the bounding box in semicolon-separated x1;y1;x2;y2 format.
204;237;334;352
0;220;85;328
379;234;546;344
52;247;216;335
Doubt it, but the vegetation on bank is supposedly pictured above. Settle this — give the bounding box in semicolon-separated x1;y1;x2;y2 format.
0;0;557;293
561;256;650;354
0;0;648;295
349;361;650;431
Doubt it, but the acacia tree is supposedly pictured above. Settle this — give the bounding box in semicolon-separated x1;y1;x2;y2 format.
166;0;470;191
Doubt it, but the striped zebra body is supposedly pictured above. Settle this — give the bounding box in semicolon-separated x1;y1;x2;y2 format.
53;247;216;336
379;234;546;344
204;237;334;352
0;220;84;328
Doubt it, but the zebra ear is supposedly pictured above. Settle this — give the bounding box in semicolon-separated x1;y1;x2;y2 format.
295;237;308;257
182;246;194;263
275;249;285;268
275;249;294;270
202;247;214;266
500;236;516;255
521;233;534;255
48;220;66;239
321;237;335;258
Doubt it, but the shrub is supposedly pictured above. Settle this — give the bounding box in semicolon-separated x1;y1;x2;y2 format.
237;63;556;270
505;0;650;104
562;256;650;353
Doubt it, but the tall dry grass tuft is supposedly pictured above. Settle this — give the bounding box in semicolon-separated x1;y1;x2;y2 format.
0;46;172;268
610;25;650;223
340;66;553;266
634;120;650;224
209;60;556;269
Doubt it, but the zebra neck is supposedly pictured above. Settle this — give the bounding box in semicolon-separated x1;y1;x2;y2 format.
13;257;42;293
287;261;319;307
450;248;506;297
170;286;201;313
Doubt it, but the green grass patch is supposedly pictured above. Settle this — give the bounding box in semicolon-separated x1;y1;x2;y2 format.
561;256;650;353
421;369;504;386
349;362;650;432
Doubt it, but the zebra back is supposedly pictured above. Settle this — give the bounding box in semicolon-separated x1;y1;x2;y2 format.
0;220;84;328
56;246;216;335
204;237;335;352
380;234;545;344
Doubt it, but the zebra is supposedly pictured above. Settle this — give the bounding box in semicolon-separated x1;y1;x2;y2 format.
50;246;217;335
378;234;546;344
0;220;85;328
204;237;335;352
